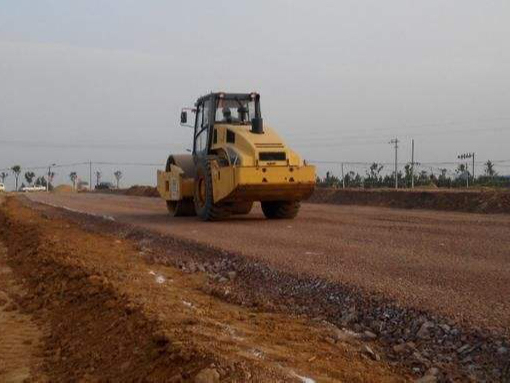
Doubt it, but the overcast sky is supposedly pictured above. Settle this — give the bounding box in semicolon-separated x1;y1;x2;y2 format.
1;0;509;188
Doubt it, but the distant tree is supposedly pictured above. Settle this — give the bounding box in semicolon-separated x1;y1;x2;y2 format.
403;164;412;187
382;170;405;188
382;174;393;187
11;165;21;191
24;171;36;186
45;171;56;190
0;171;8;184
454;163;471;187
456;163;470;180
322;171;342;188
364;163;384;188
35;176;47;187
435;168;450;188
344;171;362;188
69;172;78;190
484;160;497;177
113;170;123;189
417;170;430;186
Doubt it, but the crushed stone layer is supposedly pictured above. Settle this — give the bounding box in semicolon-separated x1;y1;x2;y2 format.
27;192;510;332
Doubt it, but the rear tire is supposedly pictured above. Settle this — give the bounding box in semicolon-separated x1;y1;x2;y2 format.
261;201;300;219
193;157;229;221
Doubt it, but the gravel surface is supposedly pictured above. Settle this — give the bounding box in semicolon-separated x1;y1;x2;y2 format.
22;193;510;381
27;192;510;333
1;196;408;382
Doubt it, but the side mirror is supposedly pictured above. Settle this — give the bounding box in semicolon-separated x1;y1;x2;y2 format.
180;111;188;124
180;107;196;129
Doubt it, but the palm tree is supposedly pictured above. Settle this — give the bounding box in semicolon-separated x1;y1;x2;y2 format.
47;171;56;191
0;172;8;184
456;163;468;176
69;172;78;190
24;171;36;186
11;165;21;191
113;170;123;189
484;160;497;178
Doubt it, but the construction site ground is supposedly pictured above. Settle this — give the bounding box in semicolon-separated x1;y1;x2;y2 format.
108;185;510;215
1;192;509;381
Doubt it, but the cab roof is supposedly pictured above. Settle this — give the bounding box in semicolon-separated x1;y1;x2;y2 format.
195;92;259;105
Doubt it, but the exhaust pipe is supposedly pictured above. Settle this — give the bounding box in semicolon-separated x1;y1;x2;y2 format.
251;117;264;134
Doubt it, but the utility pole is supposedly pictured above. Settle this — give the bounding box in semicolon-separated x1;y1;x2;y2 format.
95;170;101;188
466;164;469;187
341;163;345;189
411;139;415;189
389;138;399;189
458;152;475;188
472;153;475;181
89;161;92;191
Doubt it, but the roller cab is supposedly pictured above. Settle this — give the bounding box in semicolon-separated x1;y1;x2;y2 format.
157;92;316;220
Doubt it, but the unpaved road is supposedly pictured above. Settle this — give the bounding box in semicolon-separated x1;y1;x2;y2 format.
27;192;510;333
0;196;406;382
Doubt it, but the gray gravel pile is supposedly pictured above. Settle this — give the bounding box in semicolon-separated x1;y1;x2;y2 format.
207;260;509;382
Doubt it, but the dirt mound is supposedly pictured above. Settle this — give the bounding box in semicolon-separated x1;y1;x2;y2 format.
310;188;510;214
92;185;158;197
52;184;74;194
124;185;159;197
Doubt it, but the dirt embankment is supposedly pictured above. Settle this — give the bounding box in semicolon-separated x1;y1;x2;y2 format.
108;185;510;214
125;185;160;197
0;196;407;382
0;241;44;382
310;188;510;214
100;185;160;198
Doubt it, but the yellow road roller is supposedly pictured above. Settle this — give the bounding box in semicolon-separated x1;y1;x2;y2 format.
157;92;315;220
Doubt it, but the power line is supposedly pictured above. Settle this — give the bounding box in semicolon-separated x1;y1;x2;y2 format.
0;161;165;172
289;116;510;137
289;125;510;147
0;140;183;150
87;161;163;167
1;122;508;152
309;159;510;165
